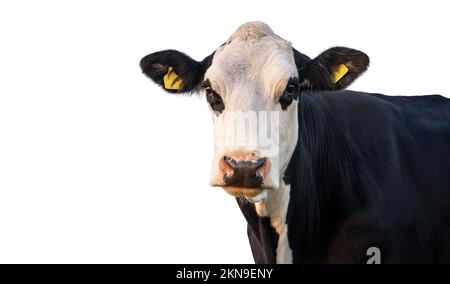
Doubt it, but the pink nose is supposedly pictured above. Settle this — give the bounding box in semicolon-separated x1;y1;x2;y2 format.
222;156;266;188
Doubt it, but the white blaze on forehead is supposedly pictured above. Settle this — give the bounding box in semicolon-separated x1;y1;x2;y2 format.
205;21;298;106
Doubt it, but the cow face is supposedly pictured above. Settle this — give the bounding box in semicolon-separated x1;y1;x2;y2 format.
140;22;369;202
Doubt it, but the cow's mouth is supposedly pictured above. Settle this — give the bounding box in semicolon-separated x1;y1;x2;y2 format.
222;186;264;197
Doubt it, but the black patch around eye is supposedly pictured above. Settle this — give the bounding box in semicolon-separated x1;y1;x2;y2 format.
279;77;300;110
204;81;225;113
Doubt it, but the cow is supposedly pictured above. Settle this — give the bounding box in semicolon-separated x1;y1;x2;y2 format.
140;22;450;263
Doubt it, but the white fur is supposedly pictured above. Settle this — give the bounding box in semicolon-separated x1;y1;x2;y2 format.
205;22;297;263
253;181;292;264
246;190;268;203
206;22;299;191
271;183;293;264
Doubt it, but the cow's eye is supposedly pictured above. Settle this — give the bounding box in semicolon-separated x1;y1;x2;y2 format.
279;83;299;110
205;87;225;113
285;84;297;96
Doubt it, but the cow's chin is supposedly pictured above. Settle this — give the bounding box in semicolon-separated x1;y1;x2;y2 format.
222;186;264;198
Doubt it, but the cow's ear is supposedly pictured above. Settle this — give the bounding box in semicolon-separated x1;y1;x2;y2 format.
140;50;214;93
298;47;369;91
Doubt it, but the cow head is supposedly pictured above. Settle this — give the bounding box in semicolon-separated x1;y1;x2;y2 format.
140;22;369;205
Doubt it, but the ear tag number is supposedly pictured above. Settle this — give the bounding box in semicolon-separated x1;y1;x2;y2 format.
163;67;183;90
332;64;349;83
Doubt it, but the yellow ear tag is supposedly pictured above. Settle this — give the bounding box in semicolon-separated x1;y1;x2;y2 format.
332;64;349;83
163;67;183;90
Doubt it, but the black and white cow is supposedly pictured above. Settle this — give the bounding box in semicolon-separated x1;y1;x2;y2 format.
140;22;450;263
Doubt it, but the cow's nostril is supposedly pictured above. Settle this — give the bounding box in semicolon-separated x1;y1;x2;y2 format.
223;156;266;188
224;156;236;169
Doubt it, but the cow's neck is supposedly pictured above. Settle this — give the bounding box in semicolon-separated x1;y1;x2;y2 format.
254;181;288;218
253;181;292;264
284;92;367;262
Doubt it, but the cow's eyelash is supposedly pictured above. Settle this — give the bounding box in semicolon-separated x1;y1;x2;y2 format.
201;80;223;98
203;81;225;113
199;79;212;89
287;77;300;88
200;80;221;96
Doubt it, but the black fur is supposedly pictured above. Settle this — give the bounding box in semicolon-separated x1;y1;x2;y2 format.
205;81;225;113
292;48;311;70
298;47;369;91
140;50;214;93
240;91;450;263
236;198;279;264
279;77;300;110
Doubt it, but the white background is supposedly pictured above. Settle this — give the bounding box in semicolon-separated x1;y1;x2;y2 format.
0;0;449;264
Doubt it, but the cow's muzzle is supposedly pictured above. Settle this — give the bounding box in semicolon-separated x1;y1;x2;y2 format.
213;151;272;197
223;156;266;188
